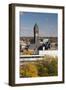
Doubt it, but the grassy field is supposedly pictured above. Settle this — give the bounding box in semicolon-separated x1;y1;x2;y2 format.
20;55;58;78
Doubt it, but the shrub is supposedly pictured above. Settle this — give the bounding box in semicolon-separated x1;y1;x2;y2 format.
36;63;49;76
20;63;38;77
48;59;58;76
20;55;58;77
22;49;33;55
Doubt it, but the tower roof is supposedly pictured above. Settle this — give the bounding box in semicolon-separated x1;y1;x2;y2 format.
34;23;39;32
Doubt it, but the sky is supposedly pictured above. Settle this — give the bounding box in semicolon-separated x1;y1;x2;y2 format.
20;12;58;37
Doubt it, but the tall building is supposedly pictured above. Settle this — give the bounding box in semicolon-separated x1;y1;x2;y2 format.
34;23;39;45
33;23;39;54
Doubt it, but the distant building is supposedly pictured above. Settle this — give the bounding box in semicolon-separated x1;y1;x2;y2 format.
28;23;39;54
29;23;51;54
34;23;39;44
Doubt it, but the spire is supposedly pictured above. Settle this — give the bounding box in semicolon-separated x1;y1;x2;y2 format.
33;23;39;44
34;23;39;32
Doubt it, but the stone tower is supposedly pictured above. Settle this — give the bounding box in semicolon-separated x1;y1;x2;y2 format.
34;23;39;44
33;23;39;54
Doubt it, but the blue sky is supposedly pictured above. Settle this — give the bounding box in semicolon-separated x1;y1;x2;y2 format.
20;12;58;37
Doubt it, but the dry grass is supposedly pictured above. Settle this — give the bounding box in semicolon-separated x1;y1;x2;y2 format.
20;55;58;78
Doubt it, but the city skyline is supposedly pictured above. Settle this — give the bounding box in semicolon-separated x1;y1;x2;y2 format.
20;12;58;37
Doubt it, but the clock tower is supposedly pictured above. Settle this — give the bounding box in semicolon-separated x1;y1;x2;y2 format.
33;23;39;54
34;23;39;44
